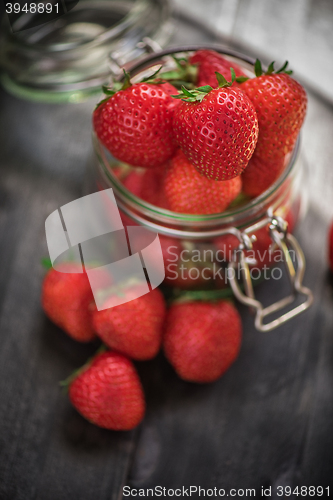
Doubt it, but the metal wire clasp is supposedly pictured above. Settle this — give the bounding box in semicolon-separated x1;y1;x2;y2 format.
227;210;313;331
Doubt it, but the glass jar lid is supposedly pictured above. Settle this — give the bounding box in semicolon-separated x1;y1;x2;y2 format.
0;0;172;102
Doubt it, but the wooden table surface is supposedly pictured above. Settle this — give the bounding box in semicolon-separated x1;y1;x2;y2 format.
0;6;333;500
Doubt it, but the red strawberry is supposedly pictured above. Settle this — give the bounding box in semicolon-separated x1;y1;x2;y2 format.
69;351;145;430
123;165;169;209
163;150;242;214
42;263;95;342
240;60;307;163
242;153;288;197
190;50;247;88
122;170;144;198
164;300;242;383
93;80;179;168
329;223;333;272
92;286;166;360
172;81;258;181
214;233;240;262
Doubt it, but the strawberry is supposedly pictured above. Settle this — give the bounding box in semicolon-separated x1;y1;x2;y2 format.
329;223;333;273
164;300;242;383
93;76;179;169
42;263;95;342
163;150;242;214
172;74;259;181
92;286;166;360
69;351;145;430
214;233;240;262
122;170;144;198
242;153;288;197
240;60;307;163
190;50;247;88
123;165;169;209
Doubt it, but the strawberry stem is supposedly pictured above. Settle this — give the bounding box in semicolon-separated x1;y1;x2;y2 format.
171;67;241;102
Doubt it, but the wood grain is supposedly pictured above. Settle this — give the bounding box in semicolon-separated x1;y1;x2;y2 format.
0;8;333;499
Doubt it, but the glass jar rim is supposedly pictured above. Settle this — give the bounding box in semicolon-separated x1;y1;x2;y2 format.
94;134;300;236
7;0;162;52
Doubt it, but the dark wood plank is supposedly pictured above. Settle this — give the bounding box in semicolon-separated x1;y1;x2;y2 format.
0;92;138;500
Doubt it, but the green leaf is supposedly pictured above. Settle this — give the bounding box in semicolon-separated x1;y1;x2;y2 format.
159;70;182;80
172;288;234;304
122;69;132;90
215;72;229;87
235;75;249;83
254;59;263;77
41;257;53;270
172;55;186;70
196;85;213;93
192;94;206;103
276;61;289;73
94;96;110;111
102;85;116;96
230;67;236;84
181;85;196;98
266;61;275;74
141;65;163;82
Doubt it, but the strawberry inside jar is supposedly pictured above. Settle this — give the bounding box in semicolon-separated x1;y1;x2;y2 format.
90;46;312;331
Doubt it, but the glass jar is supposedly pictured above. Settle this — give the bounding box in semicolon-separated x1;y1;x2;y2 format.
90;45;313;331
0;0;172;102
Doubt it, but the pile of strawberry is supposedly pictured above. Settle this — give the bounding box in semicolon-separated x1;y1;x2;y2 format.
93;50;307;209
42;51;308;432
42;264;242;430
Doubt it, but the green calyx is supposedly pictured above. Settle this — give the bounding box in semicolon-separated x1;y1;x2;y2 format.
157;55;199;89
171;68;246;102
254;59;293;77
95;55;199;109
171;288;235;305
95;69;132;110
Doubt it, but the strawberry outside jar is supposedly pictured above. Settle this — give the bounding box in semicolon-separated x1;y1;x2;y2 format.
89;45;313;332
